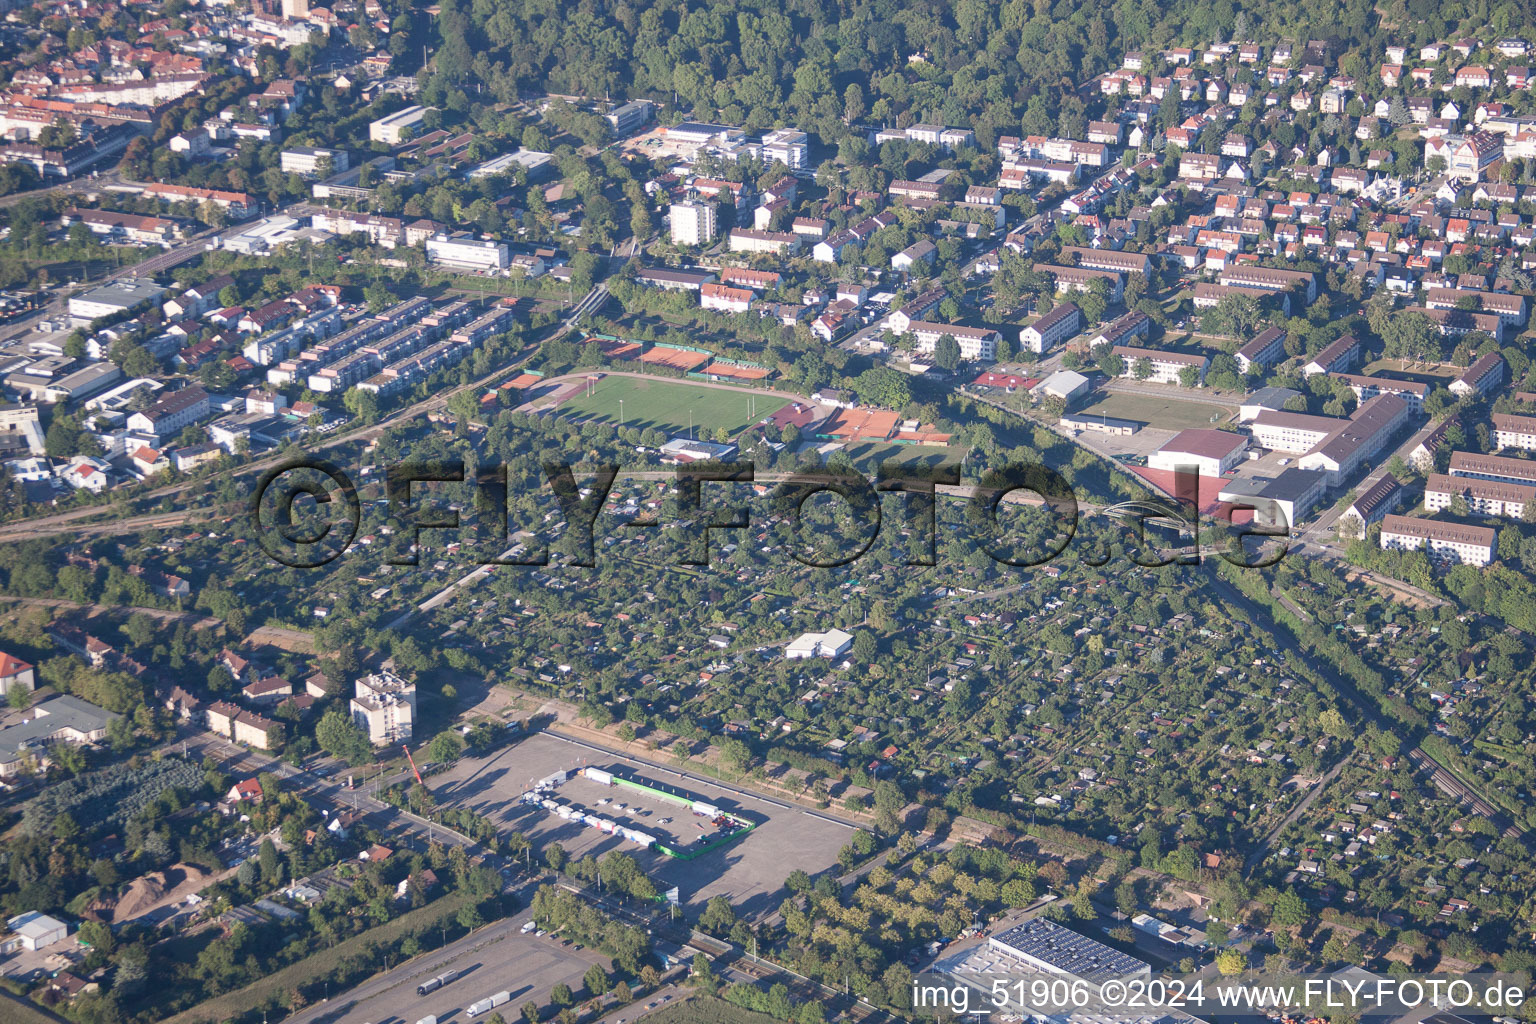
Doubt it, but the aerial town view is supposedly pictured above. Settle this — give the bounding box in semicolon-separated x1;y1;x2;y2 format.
1;1;1536;1024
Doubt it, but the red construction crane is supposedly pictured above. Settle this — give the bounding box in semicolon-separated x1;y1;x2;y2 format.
403;744;425;786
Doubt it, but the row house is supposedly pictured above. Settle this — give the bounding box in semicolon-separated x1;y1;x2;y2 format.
1425;473;1536;518
1380;514;1496;566
1033;263;1125;303
1492;412;1536;450
1111;345;1209;385
1423;288;1527;326
1448;352;1506;399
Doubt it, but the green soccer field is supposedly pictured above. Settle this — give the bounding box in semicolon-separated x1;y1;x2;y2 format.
558;376;789;437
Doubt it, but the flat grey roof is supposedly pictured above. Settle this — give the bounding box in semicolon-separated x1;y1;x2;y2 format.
989;918;1149;982
72;279;166;308
0;695;118;758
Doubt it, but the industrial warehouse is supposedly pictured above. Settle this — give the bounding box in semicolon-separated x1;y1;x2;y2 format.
519;765;756;860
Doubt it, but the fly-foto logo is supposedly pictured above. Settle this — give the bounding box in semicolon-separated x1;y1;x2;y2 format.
249;458;1291;570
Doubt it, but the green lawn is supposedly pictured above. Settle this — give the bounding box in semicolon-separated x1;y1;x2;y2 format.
1078;391;1235;429
559;376;789;437
1359;357;1459;383
0;993;66;1024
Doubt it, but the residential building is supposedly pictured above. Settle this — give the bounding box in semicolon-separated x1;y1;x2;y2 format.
1379;514;1496;565
1111;345;1209;385
126;386;210;439
141;183;255;219
635;267;715;292
1339;474;1405;535
1302;334;1362;376
1088;310;1152;349
1424;288;1526;326
1058;245;1152;277
1331;373;1429;414
1236;326;1287;373
351;671;416;745
728;229;799;254
1034;263;1125;303
1425;473;1536;518
892;239;938;272
0;651;34;698
1449;450;1536;485
1218;265;1317;303
700;282;754;314
1492;412;1536;450
1411;306;1505;342
905;322;1001;361
1020;303;1082;354
669;202;718;246
886;287;946;334
1448;352;1506;399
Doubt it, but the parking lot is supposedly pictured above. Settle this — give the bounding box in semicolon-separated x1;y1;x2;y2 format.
547;771;742;855
432;733;854;918
292;909;602;1024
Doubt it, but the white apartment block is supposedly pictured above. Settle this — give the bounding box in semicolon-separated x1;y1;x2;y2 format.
906;322;1000;361
350;671;416;745
700;283;754;313
1425;473;1536;519
1112;345;1208;385
1379;514;1496;566
1331;373;1428;415
1493;413;1536;450
1020;303;1082;354
1449;450;1536;486
1449;352;1506;399
669;202;718;246
728;229;799;254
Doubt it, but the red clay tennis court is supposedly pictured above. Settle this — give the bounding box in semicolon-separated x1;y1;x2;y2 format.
704;362;771;380
818;407;901;441
641;344;712;371
589;336;643;360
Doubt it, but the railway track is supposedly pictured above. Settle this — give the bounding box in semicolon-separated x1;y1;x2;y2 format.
1409;747;1523;839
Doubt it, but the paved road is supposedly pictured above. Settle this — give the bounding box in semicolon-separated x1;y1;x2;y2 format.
1291;414;1445;547
1241;760;1346;877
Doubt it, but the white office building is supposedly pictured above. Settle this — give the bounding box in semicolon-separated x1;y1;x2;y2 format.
425;234;509;272
369;105;430;144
